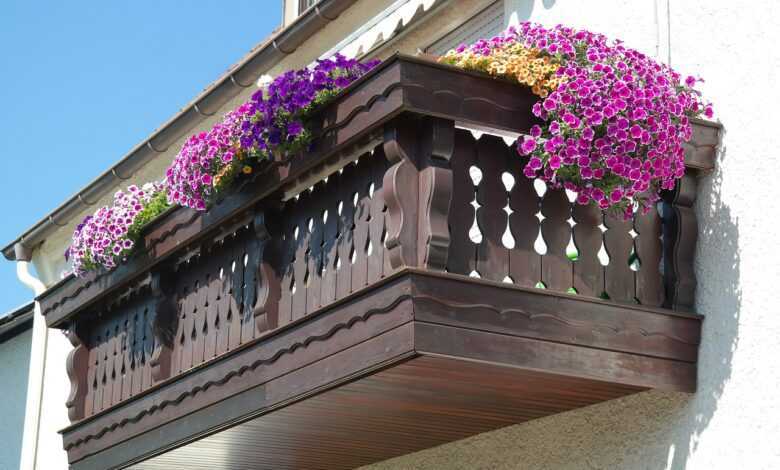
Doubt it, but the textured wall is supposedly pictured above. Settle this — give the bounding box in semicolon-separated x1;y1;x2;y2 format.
0;329;32;470
362;0;780;469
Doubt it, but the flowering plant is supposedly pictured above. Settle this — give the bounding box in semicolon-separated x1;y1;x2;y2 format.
440;22;713;217
65;182;169;276
166;54;379;211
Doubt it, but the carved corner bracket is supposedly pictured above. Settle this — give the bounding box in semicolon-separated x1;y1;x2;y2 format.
382;116;455;271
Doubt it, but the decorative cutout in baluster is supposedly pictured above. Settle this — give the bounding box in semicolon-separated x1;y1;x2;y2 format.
252;210;280;335
634;204;664;306
447;130;478;276
604;212;635;303
572;203;605;297
65;322;89;422
476;135;510;282
508;155;542;288
662;174;699;311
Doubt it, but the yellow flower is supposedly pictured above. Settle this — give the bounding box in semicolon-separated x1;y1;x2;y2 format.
242;165;253;174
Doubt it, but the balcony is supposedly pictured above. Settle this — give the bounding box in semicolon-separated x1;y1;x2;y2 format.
39;55;719;470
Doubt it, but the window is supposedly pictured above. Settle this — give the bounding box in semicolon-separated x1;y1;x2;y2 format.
298;0;319;15
425;1;505;56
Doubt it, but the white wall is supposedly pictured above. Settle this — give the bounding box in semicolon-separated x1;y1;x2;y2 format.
0;328;32;470
363;1;780;468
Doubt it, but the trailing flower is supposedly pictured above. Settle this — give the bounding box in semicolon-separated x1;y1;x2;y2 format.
65;182;169;276
166;54;379;211
440;23;713;218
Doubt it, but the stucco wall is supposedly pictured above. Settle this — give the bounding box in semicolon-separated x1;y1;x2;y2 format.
362;0;780;469
0;328;32;470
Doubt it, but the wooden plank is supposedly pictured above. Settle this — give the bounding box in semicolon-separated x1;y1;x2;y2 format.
604;212;635;303
446;129;478;277
540;187;572;292
634;207;664;306
475;135;509;281
508;156;541;288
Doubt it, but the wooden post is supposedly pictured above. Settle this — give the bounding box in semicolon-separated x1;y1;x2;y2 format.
382;116;454;270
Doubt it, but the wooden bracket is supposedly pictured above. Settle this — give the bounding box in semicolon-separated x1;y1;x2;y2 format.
252;210;280;335
382;116;454;270
662;173;699;311
65;322;89;422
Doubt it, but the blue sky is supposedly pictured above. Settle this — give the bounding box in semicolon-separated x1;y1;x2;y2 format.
0;1;282;314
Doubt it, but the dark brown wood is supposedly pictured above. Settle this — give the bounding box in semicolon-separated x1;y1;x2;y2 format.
662;174;699;311
475;134;510;282
572;203;605;297
446;129;478;277
604;212;635;303
634;207;664;307
508;155;542;288
66;323;89;422
540;187;572;292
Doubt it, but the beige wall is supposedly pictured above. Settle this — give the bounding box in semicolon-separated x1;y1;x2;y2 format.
362;1;780;469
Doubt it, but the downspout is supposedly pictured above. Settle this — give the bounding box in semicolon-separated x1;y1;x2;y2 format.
15;243;47;470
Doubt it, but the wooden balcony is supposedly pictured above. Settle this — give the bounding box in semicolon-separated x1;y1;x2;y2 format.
39;55;720;470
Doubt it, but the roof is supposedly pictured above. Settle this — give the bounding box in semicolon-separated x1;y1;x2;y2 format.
0;302;34;343
2;0;359;261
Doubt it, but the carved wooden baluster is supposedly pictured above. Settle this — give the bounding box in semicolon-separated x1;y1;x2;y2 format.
111;309;128;406
131;308;146;395
141;306;154;390
291;192;311;319
662;174;699;311
336;163;357;300
382;120;420;269
351;159;372;291
213;245;231;356
367;152;389;283
121;305;136;401
65;322;89;422
93;324;107;412
320;174;341;307
508;156;542;288
84;329;98;417
572;203;605;297
540;187;573;292
276;207;296;327
447;129;478;276
634;204;664;306
252;210;280;336
204;271;220;361
150;268;179;384
476;135;509;282
102;315;118;410
604;211;635;303
239;230;257;344
192;273;209;367
228;235;244;350
306;182;326;314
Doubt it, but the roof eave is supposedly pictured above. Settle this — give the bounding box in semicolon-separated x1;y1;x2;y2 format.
2;0;358;261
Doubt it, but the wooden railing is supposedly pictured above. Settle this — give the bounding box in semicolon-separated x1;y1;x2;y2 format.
41;55;719;427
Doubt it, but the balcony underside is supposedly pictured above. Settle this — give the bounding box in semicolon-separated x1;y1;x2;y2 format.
65;271;699;470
